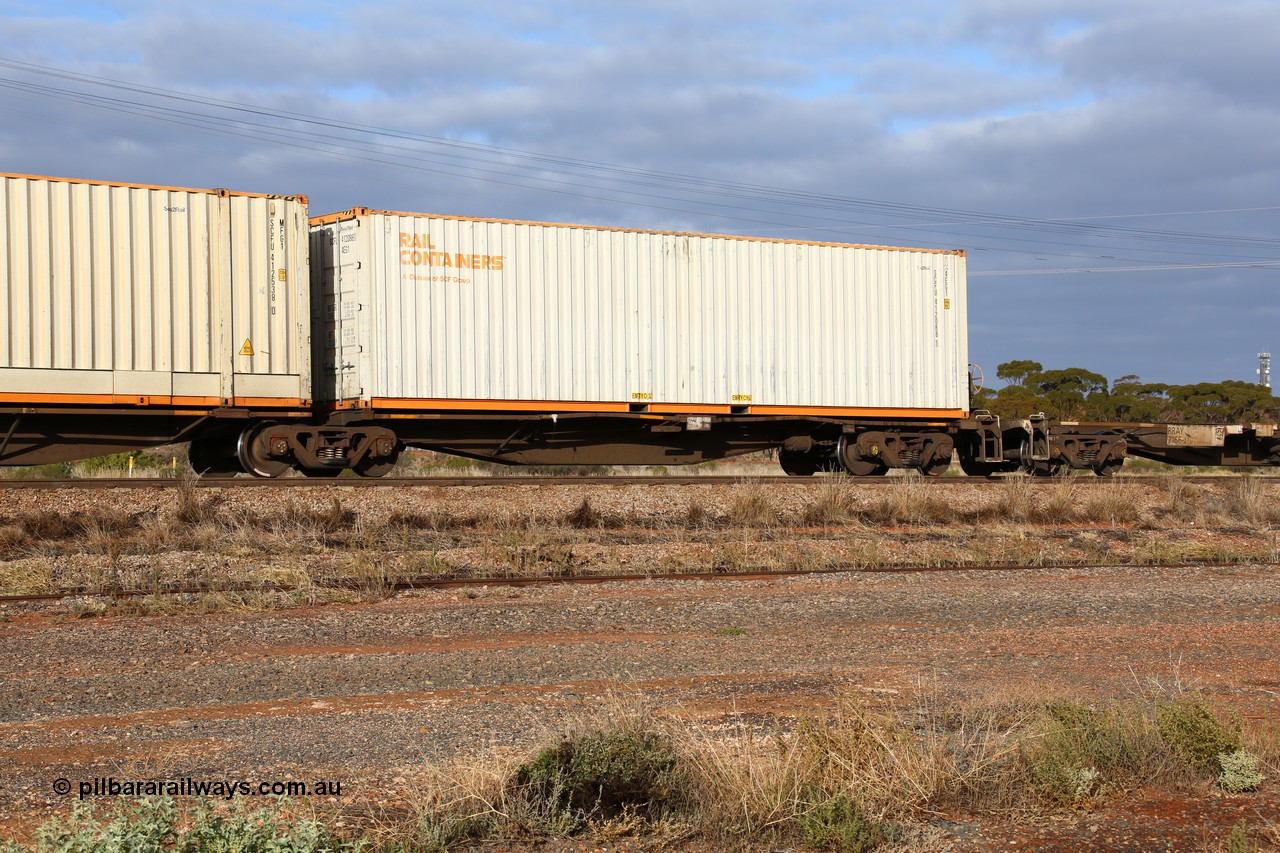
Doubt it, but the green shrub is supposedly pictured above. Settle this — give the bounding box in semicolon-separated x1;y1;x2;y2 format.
76;451;158;476
1226;819;1253;853
1023;701;1139;806
798;791;895;852
1154;699;1240;775
1217;749;1265;793
512;727;681;826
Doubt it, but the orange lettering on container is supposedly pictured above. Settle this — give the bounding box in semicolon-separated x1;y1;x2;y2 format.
400;232;437;250
397;240;504;274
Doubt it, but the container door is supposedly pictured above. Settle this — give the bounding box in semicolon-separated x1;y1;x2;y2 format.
317;219;364;402
228;196;308;403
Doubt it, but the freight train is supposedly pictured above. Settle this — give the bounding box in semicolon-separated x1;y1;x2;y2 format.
1;172;1277;477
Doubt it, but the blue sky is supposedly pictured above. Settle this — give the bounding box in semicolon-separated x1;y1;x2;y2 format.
1;0;1278;387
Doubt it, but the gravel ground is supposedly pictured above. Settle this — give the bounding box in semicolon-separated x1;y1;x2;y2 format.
2;558;1280;849
2;478;1279;849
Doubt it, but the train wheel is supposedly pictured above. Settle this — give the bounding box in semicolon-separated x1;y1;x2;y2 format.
837;435;887;476
779;449;819;476
959;456;999;477
919;455;951;477
1094;456;1124;477
188;438;242;477
354;445;401;478
236;422;291;479
1019;439;1066;477
845;457;888;476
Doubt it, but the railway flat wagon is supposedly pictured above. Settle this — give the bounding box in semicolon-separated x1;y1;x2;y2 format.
310;208;969;472
0;173;312;470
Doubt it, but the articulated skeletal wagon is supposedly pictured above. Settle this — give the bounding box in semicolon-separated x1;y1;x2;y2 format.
1;173;1277;476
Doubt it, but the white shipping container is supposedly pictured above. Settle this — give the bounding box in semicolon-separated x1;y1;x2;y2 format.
0;173;311;406
311;209;968;416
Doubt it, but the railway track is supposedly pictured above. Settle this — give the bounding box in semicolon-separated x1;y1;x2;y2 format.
0;473;1271;489
0;559;1262;605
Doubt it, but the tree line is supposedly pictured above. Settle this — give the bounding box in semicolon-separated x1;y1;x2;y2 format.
972;361;1279;424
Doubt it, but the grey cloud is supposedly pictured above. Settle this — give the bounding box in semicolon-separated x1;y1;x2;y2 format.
1053;4;1280;104
0;0;1278;383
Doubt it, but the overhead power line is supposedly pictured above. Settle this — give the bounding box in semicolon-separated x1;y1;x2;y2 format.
1;56;1278;272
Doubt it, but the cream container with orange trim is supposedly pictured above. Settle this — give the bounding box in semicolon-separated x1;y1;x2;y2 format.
0;173;312;407
309;208;968;416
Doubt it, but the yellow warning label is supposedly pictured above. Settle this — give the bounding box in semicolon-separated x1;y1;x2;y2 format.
278;268;288;281
944;298;951;309
240;339;255;356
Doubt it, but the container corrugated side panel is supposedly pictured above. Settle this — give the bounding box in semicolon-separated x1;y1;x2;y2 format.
0;174;310;404
323;213;966;412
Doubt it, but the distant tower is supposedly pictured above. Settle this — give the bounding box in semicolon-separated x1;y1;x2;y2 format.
1259;352;1272;389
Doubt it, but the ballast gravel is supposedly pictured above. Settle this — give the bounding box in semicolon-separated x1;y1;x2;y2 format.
2;562;1280;848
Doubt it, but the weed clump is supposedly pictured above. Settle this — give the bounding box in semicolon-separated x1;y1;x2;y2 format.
684;499;710;528
798;791;896;852
274;497;357;535
0;523;25;553
563;497;603;529
173;483;224;526
1080;485;1143;526
511;726;681;828
861;479;950;526
386;509;473;531
728;483;776;527
1159;476;1207;522
1021;700;1144;806
801;478;858;526
1217;748;1265;793
1225;476;1280;526
1154;698;1241;775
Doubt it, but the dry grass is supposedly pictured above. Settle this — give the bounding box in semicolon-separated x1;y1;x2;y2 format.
562;497;604;529
1159;475;1209;523
860;477;952;526
371;687;1276;851
800;477;859;526
1225;476;1280;527
1080;482;1145;527
5;477;1278;611
684;499;710;528
728;481;778;528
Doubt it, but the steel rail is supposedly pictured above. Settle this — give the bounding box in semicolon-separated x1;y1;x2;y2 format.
0;560;1266;605
0;473;1271;489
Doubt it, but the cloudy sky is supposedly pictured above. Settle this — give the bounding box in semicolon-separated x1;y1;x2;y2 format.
2;0;1278;388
